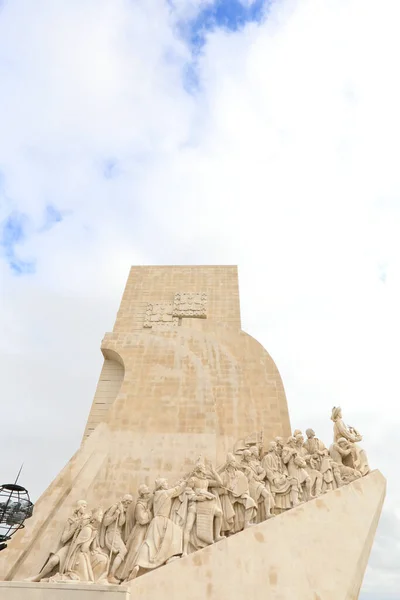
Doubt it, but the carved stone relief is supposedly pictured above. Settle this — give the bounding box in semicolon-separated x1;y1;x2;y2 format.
28;407;372;586
143;293;207;329
143;303;179;329
173;292;207;318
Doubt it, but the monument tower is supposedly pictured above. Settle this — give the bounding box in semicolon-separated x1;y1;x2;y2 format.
0;266;385;599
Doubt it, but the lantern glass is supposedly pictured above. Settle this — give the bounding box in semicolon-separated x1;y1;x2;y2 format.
0;484;33;544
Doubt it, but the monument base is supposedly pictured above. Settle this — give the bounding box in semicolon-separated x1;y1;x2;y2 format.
0;471;385;600
0;582;129;600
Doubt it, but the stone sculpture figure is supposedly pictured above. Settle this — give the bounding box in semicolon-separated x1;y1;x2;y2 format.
294;431;323;498
28;500;92;582
218;453;257;534
117;485;153;583
181;458;225;556
170;478;197;531
303;429;338;493
331;406;370;476
282;437;312;502
129;478;188;579
262;442;300;511
241;449;275;521
329;438;362;483
100;494;133;584
60;508;108;583
25;408;375;586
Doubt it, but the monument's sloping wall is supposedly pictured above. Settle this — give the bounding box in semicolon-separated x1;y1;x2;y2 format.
82;358;124;440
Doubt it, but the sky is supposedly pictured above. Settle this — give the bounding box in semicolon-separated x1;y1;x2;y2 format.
0;0;399;596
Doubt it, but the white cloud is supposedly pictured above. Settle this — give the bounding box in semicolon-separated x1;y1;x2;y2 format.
1;0;399;594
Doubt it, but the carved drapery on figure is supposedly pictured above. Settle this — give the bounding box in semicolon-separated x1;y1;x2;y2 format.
28;406;372;586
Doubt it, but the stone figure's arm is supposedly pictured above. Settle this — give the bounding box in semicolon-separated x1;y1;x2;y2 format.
208;478;222;488
73;525;92;556
60;518;79;544
118;510;126;528
169;481;187;499
256;465;266;480
334;444;352;457
103;505;119;527
207;464;223;487
336;420;359;443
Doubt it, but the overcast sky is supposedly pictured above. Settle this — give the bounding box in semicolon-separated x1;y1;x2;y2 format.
0;0;399;596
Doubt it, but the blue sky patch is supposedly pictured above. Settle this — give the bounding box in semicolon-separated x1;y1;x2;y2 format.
41;204;65;230
175;0;270;93
180;0;269;52
0;211;36;275
103;158;119;180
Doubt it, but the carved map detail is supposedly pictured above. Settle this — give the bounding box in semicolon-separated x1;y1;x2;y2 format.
143;303;179;329
173;292;207;318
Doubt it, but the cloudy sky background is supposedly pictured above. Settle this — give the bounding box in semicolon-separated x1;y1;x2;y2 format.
1;0;399;596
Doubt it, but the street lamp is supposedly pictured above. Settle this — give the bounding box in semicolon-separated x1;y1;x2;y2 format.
0;483;34;551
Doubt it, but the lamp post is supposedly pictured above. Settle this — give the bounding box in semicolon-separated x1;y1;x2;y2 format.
0;483;34;551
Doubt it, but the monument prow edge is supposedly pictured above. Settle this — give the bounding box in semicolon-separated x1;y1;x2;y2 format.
129;470;386;600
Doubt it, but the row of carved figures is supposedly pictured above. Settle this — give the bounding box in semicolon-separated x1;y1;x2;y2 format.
28;406;370;585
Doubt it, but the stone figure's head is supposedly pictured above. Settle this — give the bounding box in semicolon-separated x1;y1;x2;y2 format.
194;457;207;477
337;437;349;449
295;432;304;445
226;453;238;469
306;428;315;439
91;507;103;525
274;437;284;455
121;494;133;509
286;436;296;448
75;500;88;515
242;449;252;462
268;441;277;453
331;406;342;422
138;484;151;499
250;446;260;459
293;429;302;437
155;478;169;491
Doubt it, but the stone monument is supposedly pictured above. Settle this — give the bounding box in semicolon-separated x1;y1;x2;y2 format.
0;266;386;599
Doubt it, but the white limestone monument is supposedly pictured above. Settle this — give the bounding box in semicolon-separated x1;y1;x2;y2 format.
0;266;386;599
